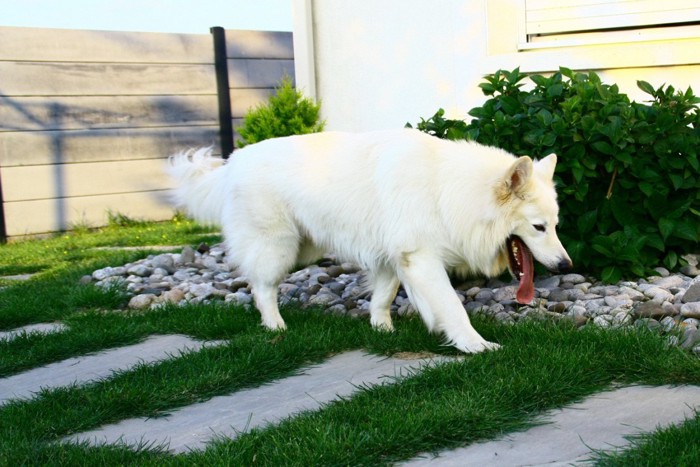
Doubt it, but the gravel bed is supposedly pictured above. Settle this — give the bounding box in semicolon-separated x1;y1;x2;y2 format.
85;244;700;355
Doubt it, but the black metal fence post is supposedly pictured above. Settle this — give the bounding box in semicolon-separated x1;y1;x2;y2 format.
210;26;234;159
0;165;6;243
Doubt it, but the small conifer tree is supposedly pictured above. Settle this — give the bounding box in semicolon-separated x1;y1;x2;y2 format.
236;76;325;147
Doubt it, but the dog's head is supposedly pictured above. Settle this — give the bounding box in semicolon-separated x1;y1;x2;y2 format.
498;154;573;304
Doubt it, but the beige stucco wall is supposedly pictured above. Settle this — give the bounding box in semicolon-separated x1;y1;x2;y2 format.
293;0;700;132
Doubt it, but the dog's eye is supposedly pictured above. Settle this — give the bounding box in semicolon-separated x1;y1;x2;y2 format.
533;224;546;232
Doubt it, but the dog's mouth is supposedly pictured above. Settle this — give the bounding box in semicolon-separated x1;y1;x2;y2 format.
506;235;535;304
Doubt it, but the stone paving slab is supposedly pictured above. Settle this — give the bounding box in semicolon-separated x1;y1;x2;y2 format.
66;350;454;453
0;334;226;405
0;322;68;341
0;273;36;281
404;384;700;466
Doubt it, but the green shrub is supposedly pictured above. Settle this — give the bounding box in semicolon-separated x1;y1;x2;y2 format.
408;68;700;282
236;76;325;147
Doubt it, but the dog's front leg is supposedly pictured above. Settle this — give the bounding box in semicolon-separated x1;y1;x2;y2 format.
397;252;500;354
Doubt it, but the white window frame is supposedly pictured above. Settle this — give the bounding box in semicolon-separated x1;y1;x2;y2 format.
522;0;700;50
484;0;700;74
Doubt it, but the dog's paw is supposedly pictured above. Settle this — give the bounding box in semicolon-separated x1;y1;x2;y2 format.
452;338;501;354
261;317;287;331
370;317;395;332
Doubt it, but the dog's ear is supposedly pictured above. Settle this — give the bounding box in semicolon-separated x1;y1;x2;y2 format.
498;156;533;201
507;156;533;192
536;153;557;179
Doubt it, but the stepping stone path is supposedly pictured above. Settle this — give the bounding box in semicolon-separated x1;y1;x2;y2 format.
0;322;68;341
0;333;226;405
66;350;453;453
1;322;699;465
3;258;700;464
405;385;700;466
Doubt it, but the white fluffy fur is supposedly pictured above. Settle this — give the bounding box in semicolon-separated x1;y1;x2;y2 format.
167;129;571;353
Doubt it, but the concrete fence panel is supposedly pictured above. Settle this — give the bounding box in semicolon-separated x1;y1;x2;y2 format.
0;26;293;240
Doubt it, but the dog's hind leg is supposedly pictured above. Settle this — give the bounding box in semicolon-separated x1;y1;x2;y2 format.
237;235;300;331
397;251;500;354
252;281;286;330
368;266;400;331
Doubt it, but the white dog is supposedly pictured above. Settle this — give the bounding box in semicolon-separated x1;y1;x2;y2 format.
168;129;572;353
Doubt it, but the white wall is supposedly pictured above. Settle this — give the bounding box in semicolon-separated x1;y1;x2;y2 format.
293;0;700;132
294;0;491;131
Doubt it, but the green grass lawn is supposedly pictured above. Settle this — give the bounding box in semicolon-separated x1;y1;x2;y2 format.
1;219;699;466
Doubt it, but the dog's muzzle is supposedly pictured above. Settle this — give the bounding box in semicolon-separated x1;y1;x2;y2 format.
555;257;573;274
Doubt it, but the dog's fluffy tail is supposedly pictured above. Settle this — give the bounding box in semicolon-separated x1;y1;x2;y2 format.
167;147;228;225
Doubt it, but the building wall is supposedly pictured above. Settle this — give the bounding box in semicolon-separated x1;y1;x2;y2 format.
293;0;700;132
0;27;293;239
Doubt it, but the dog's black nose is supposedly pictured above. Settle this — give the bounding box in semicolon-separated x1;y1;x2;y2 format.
557;258;573;273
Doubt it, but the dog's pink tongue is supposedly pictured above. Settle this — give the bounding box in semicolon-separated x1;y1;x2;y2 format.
516;239;535;304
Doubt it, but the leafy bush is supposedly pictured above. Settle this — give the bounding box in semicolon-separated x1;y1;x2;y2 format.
408;107;469;140
236;76;325;147
408;68;700;282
